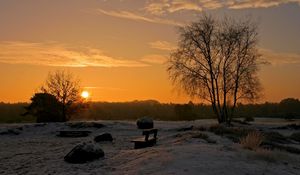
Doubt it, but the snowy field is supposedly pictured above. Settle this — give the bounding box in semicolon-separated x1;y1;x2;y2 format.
0;119;300;175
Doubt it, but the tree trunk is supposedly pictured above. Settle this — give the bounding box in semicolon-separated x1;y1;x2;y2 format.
62;104;66;122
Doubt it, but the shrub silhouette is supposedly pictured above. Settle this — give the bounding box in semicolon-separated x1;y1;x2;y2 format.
24;93;64;122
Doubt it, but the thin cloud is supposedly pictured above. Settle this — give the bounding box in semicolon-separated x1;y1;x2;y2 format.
141;54;168;64
144;0;300;15
144;0;170;15
90;1;300;26
95;9;183;26
169;1;202;12
145;0;202;15
227;0;300;9
260;48;300;66
149;40;177;51
0;41;148;68
201;0;224;9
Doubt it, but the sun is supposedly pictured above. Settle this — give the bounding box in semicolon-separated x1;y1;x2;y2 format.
81;91;90;99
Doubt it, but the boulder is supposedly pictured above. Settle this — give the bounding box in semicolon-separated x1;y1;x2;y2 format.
94;133;113;142
64;142;104;163
136;117;154;129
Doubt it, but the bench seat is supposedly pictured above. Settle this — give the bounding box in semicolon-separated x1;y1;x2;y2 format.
131;128;157;149
57;130;91;137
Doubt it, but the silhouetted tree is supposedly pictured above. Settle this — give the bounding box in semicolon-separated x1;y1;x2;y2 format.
279;98;300;119
174;102;197;120
168;15;262;124
24;93;63;122
41;70;83;121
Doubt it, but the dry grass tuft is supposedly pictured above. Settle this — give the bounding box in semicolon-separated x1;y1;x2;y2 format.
240;131;264;151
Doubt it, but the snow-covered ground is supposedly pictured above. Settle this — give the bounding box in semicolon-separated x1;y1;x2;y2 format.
0;119;299;175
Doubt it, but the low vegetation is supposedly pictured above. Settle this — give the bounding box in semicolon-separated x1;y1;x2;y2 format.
208;124;254;143
207;124;300;154
240;131;264;151
274;124;300;130
191;132;217;144
263;132;291;144
289;132;300;142
248;149;285;163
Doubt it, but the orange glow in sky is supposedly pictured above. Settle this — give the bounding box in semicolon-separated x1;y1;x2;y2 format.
0;1;300;103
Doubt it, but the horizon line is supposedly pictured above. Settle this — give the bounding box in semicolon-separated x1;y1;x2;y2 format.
0;97;298;105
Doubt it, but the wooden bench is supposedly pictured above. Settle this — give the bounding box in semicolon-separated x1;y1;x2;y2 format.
57;130;91;137
131;128;158;149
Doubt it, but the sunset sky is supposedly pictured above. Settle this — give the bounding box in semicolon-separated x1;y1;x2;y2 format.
0;0;299;103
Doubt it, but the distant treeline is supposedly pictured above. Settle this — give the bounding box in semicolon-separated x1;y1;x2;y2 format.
0;98;300;123
0;102;35;123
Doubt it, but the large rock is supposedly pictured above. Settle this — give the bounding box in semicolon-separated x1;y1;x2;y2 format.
64;142;104;163
94;133;113;142
136;117;154;129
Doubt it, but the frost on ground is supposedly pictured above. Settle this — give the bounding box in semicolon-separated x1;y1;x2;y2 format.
0;119;300;175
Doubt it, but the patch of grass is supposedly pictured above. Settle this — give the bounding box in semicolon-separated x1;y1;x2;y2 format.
273;124;300;130
249;148;299;164
290;132;300;142
261;141;300;155
208;124;254;143
192;132;217;144
240;131;264;151
249;149;278;163
263;131;291;144
281;145;300;154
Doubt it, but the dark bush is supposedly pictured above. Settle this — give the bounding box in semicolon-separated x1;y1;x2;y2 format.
23;93;64;123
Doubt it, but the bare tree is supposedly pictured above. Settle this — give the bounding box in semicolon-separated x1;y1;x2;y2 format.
41;70;82;121
168;15;262;124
